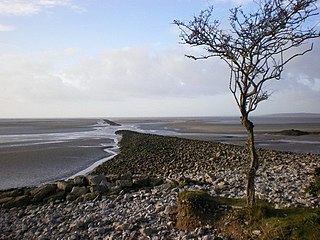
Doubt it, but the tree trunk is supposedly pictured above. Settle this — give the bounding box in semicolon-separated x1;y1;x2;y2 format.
241;116;259;207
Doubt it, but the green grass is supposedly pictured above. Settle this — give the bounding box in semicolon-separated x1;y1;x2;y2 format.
177;192;320;239
235;201;320;239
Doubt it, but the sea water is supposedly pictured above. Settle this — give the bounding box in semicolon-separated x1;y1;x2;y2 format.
0;116;319;190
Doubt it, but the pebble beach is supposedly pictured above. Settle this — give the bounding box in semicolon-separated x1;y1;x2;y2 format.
1;129;319;239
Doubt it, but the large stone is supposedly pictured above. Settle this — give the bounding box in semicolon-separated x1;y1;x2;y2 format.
86;175;108;186
0;197;14;205
89;185;108;194
70;186;87;197
0;189;23;199
73;175;88;186
31;184;57;202
44;191;67;202
132;175;151;188
66;193;78;202
57;181;73;192
2;195;30;209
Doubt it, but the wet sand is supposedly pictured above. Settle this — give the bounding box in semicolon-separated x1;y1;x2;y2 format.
0;118;98;135
114;116;320;154
0;138;112;190
164;119;320;154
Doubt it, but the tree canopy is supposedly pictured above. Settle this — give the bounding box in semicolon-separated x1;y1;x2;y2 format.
174;0;319;207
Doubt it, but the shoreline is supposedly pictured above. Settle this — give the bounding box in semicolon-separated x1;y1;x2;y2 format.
0;138;114;190
0;116;319;191
1;130;319;239
67;136;121;179
162;120;320;154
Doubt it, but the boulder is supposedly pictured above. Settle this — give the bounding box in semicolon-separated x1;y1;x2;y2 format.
43;191;67;202
57;180;73;192
66;193;78;202
0;189;23;199
89;185;108;194
86;175;108;186
31;184;57;202
132;175;151;188
2;195;30;209
0;197;14;205
70;186;87;197
73;175;88;186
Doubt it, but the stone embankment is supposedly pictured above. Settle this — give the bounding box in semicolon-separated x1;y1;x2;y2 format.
0;130;319;239
0;173;163;209
94;130;320;208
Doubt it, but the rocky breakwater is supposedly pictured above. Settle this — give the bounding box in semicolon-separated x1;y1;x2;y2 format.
0;173;163;209
93;130;320;208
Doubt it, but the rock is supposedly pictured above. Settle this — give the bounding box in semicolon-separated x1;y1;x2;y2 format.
133;175;151;187
89;185;108;194
44;191;67;202
105;174;119;182
73;175;88;186
57;181;73;192
215;182;228;191
2;195;30;209
0;189;24;199
66;193;78;202
119;172;132;181
86;175;108;186
31;184;57;202
140;227;154;237
0;197;14;205
252;230;261;235
70;186;87;197
204;173;216;185
116;180;132;188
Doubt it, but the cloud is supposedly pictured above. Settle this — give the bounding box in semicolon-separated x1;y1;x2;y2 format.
0;42;319;117
0;0;83;16
56;46;230;101
0;24;15;31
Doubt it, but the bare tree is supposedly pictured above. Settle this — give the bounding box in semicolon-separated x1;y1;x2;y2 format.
174;0;319;207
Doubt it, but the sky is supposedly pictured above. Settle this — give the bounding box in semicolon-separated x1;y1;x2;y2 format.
0;0;319;118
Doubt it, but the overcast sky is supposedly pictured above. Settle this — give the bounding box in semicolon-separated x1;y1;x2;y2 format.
0;0;319;118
